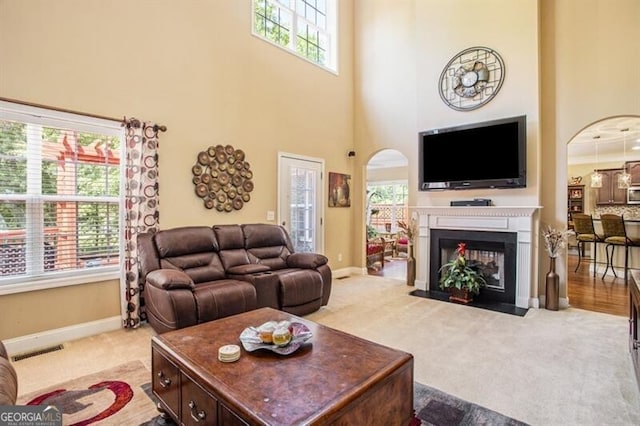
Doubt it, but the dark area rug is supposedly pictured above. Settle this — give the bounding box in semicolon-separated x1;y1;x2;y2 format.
413;382;529;426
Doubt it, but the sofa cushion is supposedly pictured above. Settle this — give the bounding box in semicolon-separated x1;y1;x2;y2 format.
226;264;270;275
160;252;227;283
248;246;290;269
214;225;252;270
278;270;323;307
152;227;227;283
213;225;245;250
155;226;218;257
193;280;257;323
242;224;292;250
243;224;293;269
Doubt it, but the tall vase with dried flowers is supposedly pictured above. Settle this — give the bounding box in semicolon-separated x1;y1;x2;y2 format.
397;217;417;286
541;225;570;311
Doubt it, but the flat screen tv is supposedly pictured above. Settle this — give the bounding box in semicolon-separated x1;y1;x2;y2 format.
419;115;527;191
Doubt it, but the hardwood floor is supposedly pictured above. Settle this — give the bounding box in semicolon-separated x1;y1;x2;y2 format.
369;253;630;317
367;256;407;281
567;252;629;317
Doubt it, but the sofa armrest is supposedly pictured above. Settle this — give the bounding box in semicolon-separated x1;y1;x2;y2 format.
287;252;328;269
227;264;271;275
146;269;195;290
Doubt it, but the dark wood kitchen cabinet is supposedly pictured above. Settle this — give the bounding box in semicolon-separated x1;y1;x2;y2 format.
595;168;628;205
626;161;640;186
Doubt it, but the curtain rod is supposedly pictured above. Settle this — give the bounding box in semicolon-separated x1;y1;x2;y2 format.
0;96;167;132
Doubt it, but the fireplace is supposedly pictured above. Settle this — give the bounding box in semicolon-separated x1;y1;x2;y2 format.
412;206;540;310
429;229;517;304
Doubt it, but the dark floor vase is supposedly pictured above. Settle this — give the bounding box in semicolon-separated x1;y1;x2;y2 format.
546;257;559;311
407;244;416;286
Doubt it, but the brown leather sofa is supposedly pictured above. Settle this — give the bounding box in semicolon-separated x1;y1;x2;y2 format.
0;340;18;405
138;223;331;334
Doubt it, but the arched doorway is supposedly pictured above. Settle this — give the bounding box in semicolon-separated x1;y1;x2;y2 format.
365;149;409;279
566;115;640;316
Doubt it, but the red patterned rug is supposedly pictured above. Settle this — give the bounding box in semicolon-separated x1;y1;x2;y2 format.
17;361;157;426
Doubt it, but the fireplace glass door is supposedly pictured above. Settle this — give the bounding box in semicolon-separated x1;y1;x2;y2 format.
430;229;517;305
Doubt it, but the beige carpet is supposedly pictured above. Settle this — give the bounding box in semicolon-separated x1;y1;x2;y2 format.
17;361;157;425
12;274;640;425
306;276;640;425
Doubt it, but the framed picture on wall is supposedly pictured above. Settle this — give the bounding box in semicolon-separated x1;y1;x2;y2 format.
328;172;351;207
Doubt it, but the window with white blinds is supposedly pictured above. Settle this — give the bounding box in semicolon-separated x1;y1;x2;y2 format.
0;101;124;286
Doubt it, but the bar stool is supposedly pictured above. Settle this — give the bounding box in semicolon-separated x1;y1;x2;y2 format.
571;213;604;277
600;214;640;284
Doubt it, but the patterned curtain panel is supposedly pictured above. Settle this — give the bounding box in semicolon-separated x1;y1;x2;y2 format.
121;119;161;329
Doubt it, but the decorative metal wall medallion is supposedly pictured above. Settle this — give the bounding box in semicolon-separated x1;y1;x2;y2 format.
191;144;254;211
438;46;505;111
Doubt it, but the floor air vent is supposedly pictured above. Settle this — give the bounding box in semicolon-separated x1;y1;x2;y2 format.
12;344;64;361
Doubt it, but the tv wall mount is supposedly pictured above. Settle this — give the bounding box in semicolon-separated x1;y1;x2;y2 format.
438;46;505;111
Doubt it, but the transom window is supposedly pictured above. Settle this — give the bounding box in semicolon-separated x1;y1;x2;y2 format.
0;101;124;288
252;0;337;72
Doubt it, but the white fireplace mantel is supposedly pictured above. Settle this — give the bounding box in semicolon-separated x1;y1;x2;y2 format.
412;206;542;309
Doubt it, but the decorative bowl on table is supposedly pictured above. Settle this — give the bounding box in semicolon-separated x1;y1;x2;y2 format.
239;320;313;355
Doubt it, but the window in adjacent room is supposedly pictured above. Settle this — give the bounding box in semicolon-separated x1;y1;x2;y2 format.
367;181;409;234
252;0;337;72
0;101;124;289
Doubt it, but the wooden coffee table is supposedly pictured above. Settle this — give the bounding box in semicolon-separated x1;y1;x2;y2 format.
151;307;414;425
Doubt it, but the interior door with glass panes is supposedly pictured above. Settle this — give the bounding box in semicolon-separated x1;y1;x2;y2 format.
278;153;324;253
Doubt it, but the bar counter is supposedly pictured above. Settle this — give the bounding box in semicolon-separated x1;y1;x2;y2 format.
590;217;640;272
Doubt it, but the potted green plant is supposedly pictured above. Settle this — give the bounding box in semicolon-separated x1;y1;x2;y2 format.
438;242;486;303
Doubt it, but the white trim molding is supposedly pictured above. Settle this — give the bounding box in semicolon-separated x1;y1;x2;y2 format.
3;316;121;357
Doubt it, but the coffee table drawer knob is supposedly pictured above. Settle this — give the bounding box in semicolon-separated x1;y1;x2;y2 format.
188;400;206;422
157;371;172;388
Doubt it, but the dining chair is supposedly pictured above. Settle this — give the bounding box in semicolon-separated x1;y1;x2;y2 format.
600;214;640;284
571;213;604;277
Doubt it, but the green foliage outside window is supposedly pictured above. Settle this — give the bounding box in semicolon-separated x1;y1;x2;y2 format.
0;119;120;264
254;0;327;66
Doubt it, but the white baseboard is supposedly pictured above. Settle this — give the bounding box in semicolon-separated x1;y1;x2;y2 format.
4;316;122;357
331;267;359;279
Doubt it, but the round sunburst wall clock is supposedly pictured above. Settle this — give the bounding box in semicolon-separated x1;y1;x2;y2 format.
438;46;505;111
191;144;254;212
